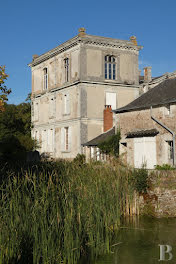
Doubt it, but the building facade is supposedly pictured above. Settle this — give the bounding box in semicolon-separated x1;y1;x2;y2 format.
29;28;142;159
115;78;176;169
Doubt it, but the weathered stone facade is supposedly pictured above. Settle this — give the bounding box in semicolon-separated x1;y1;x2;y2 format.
118;105;176;168
29;29;142;159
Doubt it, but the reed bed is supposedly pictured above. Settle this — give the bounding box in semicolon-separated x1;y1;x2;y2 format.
0;160;134;264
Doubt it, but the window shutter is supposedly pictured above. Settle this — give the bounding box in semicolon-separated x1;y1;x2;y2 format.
35;102;39;121
66;94;70;114
49;97;55;118
105;92;116;110
68;126;71;151
61;127;65;151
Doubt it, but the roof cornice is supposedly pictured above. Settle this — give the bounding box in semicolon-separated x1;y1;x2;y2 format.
28;34;142;67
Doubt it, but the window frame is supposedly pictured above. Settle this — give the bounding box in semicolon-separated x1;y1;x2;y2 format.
64;58;70;83
43;67;48;90
104;55;116;80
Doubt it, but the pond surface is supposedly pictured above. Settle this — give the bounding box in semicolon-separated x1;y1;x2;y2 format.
81;216;176;264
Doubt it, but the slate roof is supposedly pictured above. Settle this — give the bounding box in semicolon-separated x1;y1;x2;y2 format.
126;129;159;138
114;78;176;114
82;127;115;147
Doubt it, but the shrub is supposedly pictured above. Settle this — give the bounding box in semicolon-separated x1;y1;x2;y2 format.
130;167;149;193
155;164;175;170
98;130;121;157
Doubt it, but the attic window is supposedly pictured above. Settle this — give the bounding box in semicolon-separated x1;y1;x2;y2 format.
105;55;116;80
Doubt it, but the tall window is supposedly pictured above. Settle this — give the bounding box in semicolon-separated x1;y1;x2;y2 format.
105;55;116;80
43;68;48;90
64;58;69;82
34;102;39;121
65;127;69;151
167;141;173;160
61;127;71;152
63;94;70;115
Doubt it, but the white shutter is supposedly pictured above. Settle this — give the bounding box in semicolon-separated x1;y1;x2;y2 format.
42;130;47;152
47;129;53;152
35;102;39;121
49;97;55;118
91;147;94;159
66;94;70;114
106;92;116;110
61;127;65;151
68;126;71;151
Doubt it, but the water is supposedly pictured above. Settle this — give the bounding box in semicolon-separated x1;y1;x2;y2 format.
81;216;176;264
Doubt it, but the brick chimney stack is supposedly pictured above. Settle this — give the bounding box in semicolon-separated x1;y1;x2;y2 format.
144;66;152;82
103;105;113;132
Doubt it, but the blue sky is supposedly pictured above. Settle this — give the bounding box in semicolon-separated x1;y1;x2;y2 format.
1;0;176;104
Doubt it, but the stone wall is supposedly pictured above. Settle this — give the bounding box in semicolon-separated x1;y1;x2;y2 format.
126;171;176;218
141;171;176;217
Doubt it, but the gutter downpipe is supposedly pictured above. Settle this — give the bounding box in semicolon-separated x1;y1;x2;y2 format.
150;106;175;166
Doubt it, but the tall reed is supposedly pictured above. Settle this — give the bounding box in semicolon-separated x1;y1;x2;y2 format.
0;161;134;263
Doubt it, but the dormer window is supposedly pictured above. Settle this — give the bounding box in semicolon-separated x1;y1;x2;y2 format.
43;68;48;90
64;58;69;82
105;55;116;80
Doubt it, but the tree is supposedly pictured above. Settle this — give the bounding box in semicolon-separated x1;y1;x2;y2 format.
0;99;36;161
0;66;11;111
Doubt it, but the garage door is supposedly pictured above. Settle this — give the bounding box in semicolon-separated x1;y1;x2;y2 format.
134;137;156;169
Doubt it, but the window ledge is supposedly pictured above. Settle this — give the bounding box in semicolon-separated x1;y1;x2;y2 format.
61;150;71;153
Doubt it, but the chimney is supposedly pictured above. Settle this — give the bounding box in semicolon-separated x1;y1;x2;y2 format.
143;66;152;82
32;54;39;61
103;105;113;132
130;36;137;46
78;27;86;37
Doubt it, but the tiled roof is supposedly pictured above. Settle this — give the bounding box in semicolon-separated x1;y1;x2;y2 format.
126;129;159;138
82;127;115;147
114;78;176;113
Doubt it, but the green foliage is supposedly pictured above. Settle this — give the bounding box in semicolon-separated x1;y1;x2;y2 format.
0;101;35;161
73;153;86;165
0;65;11;111
0;161;133;264
130;167;149;193
98;130;121;157
155;164;175;170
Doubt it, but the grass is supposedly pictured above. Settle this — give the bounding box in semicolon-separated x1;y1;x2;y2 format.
0;160;137;264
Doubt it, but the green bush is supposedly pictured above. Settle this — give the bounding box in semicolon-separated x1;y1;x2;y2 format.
130;167;149;193
98;130;121;157
155;164;175;170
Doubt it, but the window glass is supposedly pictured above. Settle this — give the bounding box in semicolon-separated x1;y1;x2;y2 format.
105;55;116;80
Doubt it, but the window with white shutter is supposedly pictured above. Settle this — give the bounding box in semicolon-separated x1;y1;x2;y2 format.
105;92;116;110
47;129;54;152
63;94;70;115
49;97;55;118
34;102;39;121
61;126;71;152
42;130;47;152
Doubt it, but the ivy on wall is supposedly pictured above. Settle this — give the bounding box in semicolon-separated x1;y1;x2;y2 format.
98;130;121;157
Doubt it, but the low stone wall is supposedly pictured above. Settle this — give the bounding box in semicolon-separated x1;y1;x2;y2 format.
140;171;176;217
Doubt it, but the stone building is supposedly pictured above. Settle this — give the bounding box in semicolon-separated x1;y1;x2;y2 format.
114;78;176;169
28;28;142;159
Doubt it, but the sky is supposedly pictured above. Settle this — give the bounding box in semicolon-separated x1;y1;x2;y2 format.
1;0;176;105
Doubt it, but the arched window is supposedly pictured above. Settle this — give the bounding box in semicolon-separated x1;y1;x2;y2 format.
64;58;69;82
105;55;116;80
43;68;48;90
